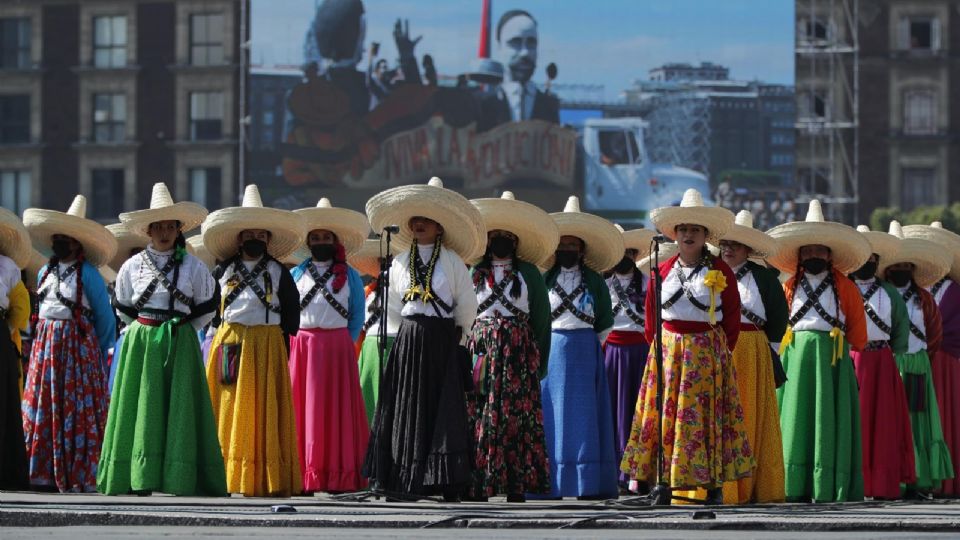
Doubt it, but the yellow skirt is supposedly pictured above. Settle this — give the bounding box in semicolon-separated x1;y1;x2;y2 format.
206;322;302;497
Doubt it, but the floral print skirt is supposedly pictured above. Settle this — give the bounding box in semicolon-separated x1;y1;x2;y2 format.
620;326;754;489
467;316;549;496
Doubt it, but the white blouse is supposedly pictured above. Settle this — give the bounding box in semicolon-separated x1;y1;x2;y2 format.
476;261;530;319
661;261;721;323
607;273;644;332
365;288;398;337
0;255;20;310
549;268;595;331
115;247;216;331
734;263;766;325
219;257;285;327
38;261;93;320
790;271;845;332
898;285;927;354
396;244;455;319
856;278;892;342
296;261;350;330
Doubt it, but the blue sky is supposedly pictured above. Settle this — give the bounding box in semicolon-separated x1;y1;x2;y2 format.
251;0;794;100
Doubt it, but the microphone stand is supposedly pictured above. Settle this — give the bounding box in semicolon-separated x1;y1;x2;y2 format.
377;230;393;368
648;238;671;506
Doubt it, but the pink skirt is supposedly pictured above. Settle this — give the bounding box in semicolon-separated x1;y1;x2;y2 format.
852;347;916;498
931;351;960;495
289;327;369;492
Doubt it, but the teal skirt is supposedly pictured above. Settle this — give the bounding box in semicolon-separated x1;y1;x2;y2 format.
896;350;955;489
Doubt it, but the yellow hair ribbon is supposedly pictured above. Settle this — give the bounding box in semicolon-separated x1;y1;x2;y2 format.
779;326;794;356
703;270;727;326
829;327;844;366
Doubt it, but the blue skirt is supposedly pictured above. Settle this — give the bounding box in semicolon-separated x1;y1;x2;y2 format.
537;328;618;498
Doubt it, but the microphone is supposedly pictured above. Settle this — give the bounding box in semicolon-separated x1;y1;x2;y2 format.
652;234;669;243
382;225;400;234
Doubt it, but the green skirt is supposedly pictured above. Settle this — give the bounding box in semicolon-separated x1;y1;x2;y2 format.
357;334;395;428
777;330;864;502
896;350;954;489
97;320;227;496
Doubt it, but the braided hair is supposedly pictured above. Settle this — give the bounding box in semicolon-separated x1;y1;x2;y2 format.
472;243;522;299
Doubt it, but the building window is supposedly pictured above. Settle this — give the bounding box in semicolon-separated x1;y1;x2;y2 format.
190;13;225;66
189;167;221;209
770;153;795;167
93;15;127;67
93;93;126;142
0;95;30;143
91;168;125;218
0;17;31;69
899;17;940;51
901;168;936;210
189;91;223;140
903;90;936;135
0;170;30;215
801;18;830;42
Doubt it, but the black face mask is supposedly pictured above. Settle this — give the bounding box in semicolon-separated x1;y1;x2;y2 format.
489;236;515;259
310;243;335;262
852;261;878;281
887;269;912;288
52;239;73;260
613;257;635;275
556;250;580;269
801;257;829;275
241;239;267;258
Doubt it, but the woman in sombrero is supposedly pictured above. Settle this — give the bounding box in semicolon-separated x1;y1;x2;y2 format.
363;177;484;500
468;192;556;502
621;189;753;506
0;208;33;490
903;221;960;497
850;224;915;499
104;222;148;393
713;209;788;504
97;183;225;496
603;224;654;493
540;196;621;499
288;197;370;493
766;199;869;503
202;184;306;497
22;195;117;492
881;221;954;497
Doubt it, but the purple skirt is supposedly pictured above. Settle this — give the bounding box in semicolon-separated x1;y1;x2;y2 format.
603;338;649;484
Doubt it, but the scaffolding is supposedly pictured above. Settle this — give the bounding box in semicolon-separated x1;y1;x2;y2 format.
645;90;712;175
795;0;860;222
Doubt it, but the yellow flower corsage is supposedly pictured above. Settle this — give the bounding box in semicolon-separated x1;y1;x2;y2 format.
703;269;727;325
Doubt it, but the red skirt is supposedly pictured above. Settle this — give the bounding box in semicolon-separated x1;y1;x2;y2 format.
289;327;369;492
931;351;960;495
852;347;916;498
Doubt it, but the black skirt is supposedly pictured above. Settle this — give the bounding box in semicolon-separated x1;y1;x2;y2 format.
363;315;473;494
0;326;28;490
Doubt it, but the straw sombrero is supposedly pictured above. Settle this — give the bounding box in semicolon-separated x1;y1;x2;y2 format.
720;210;779;259
201;184;306;262
471;191;560;266
106;222;149;271
23;195;118;267
348;238;394;278
616;224;656;260
119;182;208;237
650;188;734;244
0;206;33;269
765;199;870;275
99;264;117;284
365;177;485;261
638;241;679;274
903;221;960;283
855;224;899;265
185;234;216;269
294;197;370;257
880;221;951;288
542;196;624;272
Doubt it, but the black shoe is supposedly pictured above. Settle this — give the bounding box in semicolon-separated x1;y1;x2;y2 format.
442;489;461;503
705;487;723;506
506;493;526;503
649;485;672;506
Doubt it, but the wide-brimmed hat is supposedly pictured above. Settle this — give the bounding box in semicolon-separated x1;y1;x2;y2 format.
106;222;149;271
903;221;960;283
616;224;656;261
294;197;370;257
638;241;679;274
99;264;117;284
855;224;899;266
542;196;624;272
365;177;485;261
348;238;394;278
650;188;734;245
720;210;779;259
119;182;208;237
471;191;560;266
765;199;870;275
185;234;216;269
23;195;118;267
0;206;33;269
201;184;306;262
880;220;951;288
